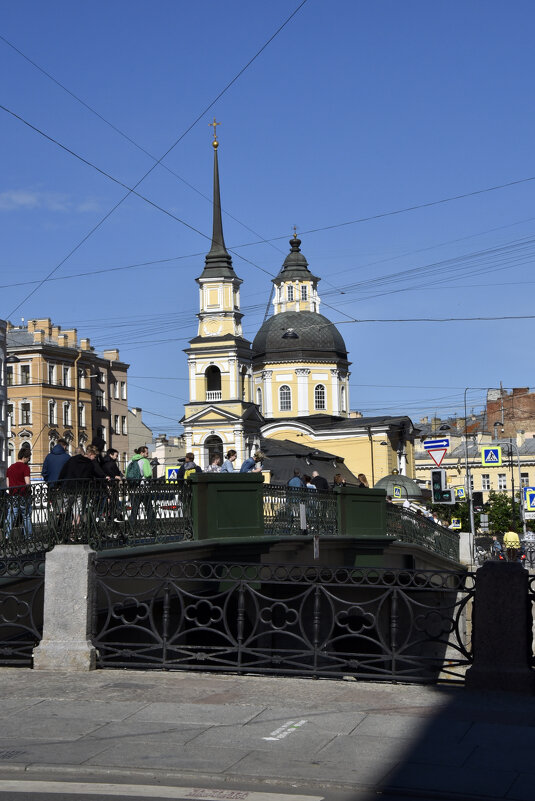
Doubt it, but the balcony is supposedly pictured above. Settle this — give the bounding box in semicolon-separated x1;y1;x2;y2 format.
206;391;222;402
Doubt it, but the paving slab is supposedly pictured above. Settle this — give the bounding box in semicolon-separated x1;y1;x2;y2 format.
250;706;365;735
188;719;336;754
127;701;264;726
26;699;149;721
84;741;249;772
85;720;209;745
0;713;103;741
384;762;517;798
0;738;108;766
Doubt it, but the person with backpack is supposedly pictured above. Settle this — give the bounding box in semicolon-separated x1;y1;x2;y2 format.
177;452;202;481
127;446;154;524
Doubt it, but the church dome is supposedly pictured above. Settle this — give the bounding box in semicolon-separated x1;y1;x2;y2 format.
252;310;348;363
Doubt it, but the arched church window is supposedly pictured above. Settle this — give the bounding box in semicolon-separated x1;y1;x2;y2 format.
279;385;292;412
287;285;294;302
314;384;326;411
204;435;223;466
256;387;262;411
205;366;222;400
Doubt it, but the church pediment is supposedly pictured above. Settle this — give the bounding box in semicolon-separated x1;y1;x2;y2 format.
185;405;243;425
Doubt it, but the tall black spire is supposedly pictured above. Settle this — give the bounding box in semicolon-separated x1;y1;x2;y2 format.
200;124;236;279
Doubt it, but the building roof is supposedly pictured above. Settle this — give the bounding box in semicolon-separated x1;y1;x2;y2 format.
263;413;417;433
252;310;348;363
260;436;357;485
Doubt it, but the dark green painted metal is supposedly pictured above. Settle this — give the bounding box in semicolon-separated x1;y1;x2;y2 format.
190;472;264;540
337;486;387;538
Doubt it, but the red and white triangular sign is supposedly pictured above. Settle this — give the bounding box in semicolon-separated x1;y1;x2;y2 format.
428;448;447;467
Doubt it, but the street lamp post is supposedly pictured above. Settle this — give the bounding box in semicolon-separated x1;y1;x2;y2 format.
463;388;478;564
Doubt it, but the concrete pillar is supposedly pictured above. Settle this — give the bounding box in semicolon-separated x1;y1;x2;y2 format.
33;545;96;671
465;562;535;693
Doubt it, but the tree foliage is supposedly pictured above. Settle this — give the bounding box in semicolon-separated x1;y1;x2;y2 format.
487;490;521;534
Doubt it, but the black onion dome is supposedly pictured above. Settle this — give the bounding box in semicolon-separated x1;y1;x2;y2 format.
273;236;319;282
252;310;348;363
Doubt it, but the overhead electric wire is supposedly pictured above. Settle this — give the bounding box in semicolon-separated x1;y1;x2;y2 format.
0;33;286;256
2;0;310;317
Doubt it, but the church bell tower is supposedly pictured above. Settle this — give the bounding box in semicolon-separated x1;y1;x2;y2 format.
181;123;263;468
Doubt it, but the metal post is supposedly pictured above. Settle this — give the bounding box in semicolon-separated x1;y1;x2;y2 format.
367;426;375;486
464;388;476;564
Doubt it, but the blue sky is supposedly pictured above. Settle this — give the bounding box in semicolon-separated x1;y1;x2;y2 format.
1;1;534;436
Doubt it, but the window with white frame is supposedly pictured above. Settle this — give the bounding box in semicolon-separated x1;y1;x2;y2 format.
114;415;119;434
301;284;308;301
498;473;507;490
48;399;57;426
287;285;294;302
121;381;126;400
279;385;291;411
78;402;85;428
78;368;86;390
7;404;13;426
481;473;491;491
115;382;119;399
6;366;13;386
521;472;529;487
21;402;31;425
314;384;326;410
95;389;105;410
256;387;262;410
21;364;30;385
99;371;105;384
63;402;71;427
121;416;127;435
63;366;70;386
48;364;55;385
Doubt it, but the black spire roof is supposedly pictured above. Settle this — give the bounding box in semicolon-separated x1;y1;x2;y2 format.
199;139;237;280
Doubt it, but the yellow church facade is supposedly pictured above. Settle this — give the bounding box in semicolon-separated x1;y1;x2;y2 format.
182;132;418;482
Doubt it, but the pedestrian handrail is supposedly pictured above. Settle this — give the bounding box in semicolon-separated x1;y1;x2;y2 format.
385;503;460;561
263;483;339;536
0;479;193;555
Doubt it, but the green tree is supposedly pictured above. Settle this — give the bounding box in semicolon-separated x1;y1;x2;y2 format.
487;490;521;533
433;501;479;531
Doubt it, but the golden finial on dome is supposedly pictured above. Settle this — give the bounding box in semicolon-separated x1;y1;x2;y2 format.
209;117;220;148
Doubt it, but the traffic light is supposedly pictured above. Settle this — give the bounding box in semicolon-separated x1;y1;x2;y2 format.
431;469;456;504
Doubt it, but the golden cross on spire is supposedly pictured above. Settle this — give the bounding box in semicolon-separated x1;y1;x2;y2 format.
293;225;298;238
209;117;220;148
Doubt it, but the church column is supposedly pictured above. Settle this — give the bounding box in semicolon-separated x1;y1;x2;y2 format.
295;368;310;416
234;426;245;462
188;358;197;402
262;370;273;417
331;369;340;415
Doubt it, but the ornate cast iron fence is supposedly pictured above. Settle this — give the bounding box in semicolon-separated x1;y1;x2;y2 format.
263;485;339;536
0;554;45;666
92;559;473;682
386;504;460;561
0;480;193;555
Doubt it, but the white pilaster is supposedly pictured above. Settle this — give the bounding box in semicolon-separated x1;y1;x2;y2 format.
188;358;196;402
295;368;310;416
331;369;340;415
263;370;273;417
229;357;237;400
234;427;245;463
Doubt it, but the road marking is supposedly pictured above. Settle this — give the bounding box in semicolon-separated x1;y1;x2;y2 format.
262;718;308;741
0;780;323;801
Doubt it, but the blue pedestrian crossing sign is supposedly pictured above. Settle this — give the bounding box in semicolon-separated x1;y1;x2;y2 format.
523;487;535;512
393;485;402;499
454;486;466;500
481;447;502;466
165;466;181;483
450;519;461;530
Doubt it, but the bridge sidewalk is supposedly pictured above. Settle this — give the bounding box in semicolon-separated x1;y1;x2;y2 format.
0;668;532;800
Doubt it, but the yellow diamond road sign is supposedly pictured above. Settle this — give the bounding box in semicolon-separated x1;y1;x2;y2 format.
481;447;502;466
